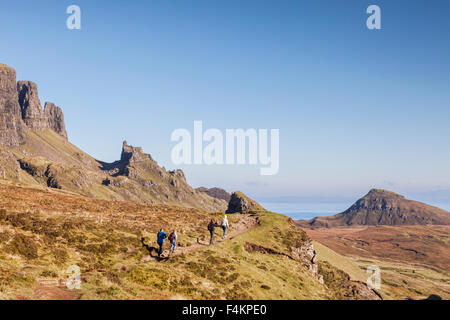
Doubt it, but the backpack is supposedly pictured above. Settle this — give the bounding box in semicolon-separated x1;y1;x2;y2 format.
169;232;175;242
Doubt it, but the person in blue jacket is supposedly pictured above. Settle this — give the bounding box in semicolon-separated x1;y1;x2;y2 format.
157;228;167;258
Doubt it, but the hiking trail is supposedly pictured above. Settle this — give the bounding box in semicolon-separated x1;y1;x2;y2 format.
32;214;260;299
141;213;260;262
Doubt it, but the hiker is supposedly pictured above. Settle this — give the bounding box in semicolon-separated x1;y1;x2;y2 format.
168;230;177;256
156;228;167;258
220;215;229;239
207;219;219;245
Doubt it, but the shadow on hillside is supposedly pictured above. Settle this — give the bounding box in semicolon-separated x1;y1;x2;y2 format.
141;237;169;262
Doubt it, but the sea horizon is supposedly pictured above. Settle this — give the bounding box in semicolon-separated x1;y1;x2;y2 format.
259;201;348;220
259;200;450;221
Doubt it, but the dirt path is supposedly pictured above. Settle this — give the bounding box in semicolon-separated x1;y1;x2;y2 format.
32;214;261;298
141;214;260;262
32;282;82;300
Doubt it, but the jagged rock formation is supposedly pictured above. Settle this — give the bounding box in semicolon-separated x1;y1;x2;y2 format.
226;191;265;213
297;189;450;227
0;62;227;212
99;141;227;211
17;81;67;139
196;187;231;202
0;63;67;144
17;81;45;130
43;102;67;139
0;64;26;146
121;141;153;163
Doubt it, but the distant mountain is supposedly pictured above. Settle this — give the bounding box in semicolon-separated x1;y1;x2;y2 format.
297;189;450;227
0;62;226;212
196;187;231;202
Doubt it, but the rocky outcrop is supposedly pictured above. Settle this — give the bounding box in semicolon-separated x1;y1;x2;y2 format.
169;169;186;183
121;141;153;163
297;189;450;227
196;187;231;202
17;81;46;130
291;241;323;284
244;240;324;284
290;233;381;299
16;81;67;139
0;63;68;145
0;64;26;146
43;102;67;139
98;141;228;212
226;191;265;213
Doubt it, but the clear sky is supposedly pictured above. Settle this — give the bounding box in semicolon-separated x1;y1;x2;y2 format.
1;0;449;207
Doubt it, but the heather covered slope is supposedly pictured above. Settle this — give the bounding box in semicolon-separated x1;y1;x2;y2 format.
0;181;380;300
304;226;450;300
297;189;450;227
1;130;226;212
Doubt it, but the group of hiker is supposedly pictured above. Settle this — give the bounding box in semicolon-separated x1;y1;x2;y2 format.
156;229;177;258
208;215;229;245
155;214;229;258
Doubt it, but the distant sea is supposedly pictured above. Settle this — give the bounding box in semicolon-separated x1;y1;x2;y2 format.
259;200;450;220
259;201;350;221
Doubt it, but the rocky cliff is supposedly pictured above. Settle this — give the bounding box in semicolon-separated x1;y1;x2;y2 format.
17;80;67;139
43;102;68;139
226;191;265;213
0;64;26;146
297;189;450;227
99;141;227;211
0;64;67;143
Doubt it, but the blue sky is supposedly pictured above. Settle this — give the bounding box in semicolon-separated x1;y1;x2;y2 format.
1;0;449;208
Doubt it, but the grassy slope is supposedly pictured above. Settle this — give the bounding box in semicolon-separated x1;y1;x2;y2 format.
14;130;99;169
353;257;450;300
312;241;368;283
5;130;226;212
305;227;450;300
0;181;351;300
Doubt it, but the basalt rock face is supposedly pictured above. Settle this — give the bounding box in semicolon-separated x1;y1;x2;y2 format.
17;80;68;139
226;191;265;214
297;189;450;228
0;64;26;146
43;102;68;139
0;63;68;145
17;81;45;130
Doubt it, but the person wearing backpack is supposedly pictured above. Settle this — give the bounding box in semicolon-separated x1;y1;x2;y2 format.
168;230;177;256
207;219;219;245
220;215;229;239
156;228;167;258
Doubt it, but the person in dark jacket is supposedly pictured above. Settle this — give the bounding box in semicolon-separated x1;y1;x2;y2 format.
157;228;167;258
207;219;219;245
